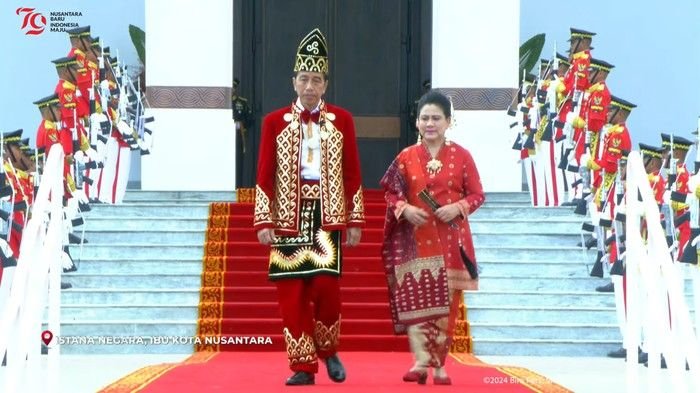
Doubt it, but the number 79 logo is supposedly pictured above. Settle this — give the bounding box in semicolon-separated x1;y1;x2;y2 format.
16;7;46;35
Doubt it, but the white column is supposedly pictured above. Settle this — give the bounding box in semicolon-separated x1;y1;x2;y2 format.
142;0;235;190
433;0;521;192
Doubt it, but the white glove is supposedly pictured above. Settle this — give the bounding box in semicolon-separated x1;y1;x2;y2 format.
117;119;133;137
85;147;100;163
70;188;89;205
73;150;88;164
663;190;671;205
61;250;75;271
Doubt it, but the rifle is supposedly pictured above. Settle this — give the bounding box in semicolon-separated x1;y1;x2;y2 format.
587;169;616;277
540;42;559;142
573;129;594;215
674;124;700;263
662;134;678;250
609;159;627;275
556;70;585;171
417;189;478;279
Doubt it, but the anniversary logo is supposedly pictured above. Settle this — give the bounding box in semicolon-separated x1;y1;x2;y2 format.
16;7;84;35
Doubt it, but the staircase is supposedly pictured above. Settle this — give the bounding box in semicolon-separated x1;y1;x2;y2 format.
49;190;693;355
54;191;232;354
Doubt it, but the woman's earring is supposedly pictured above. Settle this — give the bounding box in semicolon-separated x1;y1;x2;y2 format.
416;132;422;145
449;96;457;129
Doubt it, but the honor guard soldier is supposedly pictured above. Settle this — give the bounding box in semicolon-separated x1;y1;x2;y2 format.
231;78;252;154
661;133;694;260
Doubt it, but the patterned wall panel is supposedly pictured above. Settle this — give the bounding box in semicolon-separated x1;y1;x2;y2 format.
434;88;517;111
146;86;233;109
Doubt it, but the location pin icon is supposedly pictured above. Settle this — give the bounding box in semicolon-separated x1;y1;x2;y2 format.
41;330;53;346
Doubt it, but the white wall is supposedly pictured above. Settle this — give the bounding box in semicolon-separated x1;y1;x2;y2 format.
141;109;236;190
433;0;520;192
143;0;235;190
147;0;233;87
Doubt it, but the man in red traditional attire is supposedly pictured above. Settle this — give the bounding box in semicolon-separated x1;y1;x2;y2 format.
254;28;364;386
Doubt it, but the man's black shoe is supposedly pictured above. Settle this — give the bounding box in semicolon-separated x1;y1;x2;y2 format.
596;282;614;293
324;354;346;382
285;371;314;385
61;282;72;290
561;201;575;207
607;347;626;358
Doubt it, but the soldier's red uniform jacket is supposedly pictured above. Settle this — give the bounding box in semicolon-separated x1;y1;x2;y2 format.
68;47;100;108
55;80;89;128
583;82;611;133
574;82;612;162
557;51;591;154
35;120;61;151
649;171;666;206
3;163;32;257
591;123;632;176
562;50;591;94
254;100;365;235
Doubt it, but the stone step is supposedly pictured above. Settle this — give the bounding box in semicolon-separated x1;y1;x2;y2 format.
76;259;204;274
85;204;210;218
61;289;201;304
62;274;202;289
477;276;608;291
50;304;199;321
81;217;582;232
120;190;530;203
123;191;236;201
77;229;582;247
69;244;203;259
58;342;194;355
466;291;614;308
469;306;618;324
471;307;698;325
475;246;595;262
69;243;598;262
83;204;572;220
471;339;620;357
84;218;208;231
43;320;197;337
471;323;621;341
470;206;576;219
73;259;593;277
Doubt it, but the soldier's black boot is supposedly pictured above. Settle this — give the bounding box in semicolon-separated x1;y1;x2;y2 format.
596;282;614;293
607;347;626;358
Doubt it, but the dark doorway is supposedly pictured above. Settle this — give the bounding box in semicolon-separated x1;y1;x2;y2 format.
234;0;431;188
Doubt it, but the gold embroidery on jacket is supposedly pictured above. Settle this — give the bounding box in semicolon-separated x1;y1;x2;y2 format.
274;115;301;230
270;228;338;270
348;186;365;222
320;115;346;225
254;184;272;224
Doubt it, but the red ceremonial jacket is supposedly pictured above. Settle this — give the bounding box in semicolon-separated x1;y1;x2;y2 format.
254;100;365;235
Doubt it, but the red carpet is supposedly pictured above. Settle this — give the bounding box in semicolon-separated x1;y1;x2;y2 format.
195;189;472;353
98;352;573;392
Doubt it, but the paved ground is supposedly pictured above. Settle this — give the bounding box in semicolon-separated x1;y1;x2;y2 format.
0;354;698;392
